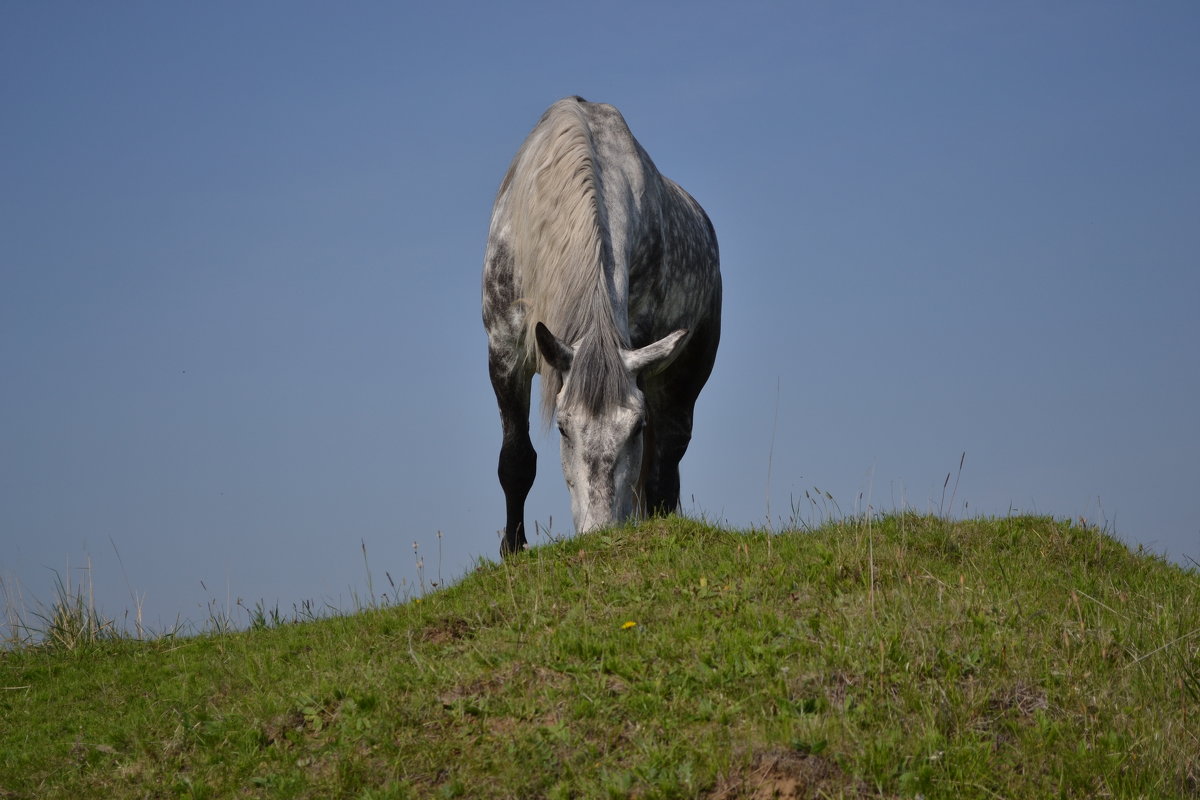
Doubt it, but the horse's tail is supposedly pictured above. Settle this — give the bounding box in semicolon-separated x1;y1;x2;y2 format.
505;98;616;421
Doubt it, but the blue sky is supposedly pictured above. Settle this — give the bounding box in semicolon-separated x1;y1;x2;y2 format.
3;2;1198;635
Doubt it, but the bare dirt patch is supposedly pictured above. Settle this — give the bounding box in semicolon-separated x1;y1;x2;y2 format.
420;615;473;645
708;749;877;800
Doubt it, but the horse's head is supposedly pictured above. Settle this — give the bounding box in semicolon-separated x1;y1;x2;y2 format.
535;322;687;533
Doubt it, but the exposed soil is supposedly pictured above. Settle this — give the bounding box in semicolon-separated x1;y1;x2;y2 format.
708;749;879;800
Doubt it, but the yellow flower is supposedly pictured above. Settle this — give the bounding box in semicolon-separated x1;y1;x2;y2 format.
621;620;637;630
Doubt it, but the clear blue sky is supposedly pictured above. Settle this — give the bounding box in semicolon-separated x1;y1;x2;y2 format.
3;2;1198;635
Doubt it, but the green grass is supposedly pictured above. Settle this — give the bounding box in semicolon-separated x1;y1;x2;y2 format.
2;514;1198;798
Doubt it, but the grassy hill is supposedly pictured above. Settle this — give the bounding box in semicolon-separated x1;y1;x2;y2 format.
2;514;1197;799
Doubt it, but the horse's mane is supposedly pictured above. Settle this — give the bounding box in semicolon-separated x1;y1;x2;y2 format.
503;98;631;423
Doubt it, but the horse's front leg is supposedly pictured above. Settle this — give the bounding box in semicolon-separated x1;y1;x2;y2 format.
489;355;536;555
642;410;692;517
640;320;718;518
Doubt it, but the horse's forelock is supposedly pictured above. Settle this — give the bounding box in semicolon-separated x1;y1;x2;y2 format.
560;329;635;418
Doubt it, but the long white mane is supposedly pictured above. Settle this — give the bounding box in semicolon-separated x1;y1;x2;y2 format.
502;100;629;422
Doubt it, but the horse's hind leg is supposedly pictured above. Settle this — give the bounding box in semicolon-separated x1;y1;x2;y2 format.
490;355;536;555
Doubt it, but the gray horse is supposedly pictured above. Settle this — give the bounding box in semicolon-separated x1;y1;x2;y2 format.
482;97;721;554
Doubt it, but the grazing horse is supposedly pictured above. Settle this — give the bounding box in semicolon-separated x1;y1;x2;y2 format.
482;96;721;555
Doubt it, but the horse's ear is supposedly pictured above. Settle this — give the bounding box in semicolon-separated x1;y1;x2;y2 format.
535;322;574;373
623;329;688;375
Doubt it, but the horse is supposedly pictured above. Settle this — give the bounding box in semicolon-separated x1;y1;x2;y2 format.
482;96;721;555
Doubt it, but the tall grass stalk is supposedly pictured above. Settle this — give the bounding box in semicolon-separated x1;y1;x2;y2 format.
34;558;117;650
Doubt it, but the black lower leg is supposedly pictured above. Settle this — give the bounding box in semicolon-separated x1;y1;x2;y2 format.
491;355;536;556
644;423;690;517
499;435;536;555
